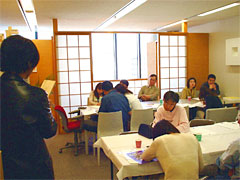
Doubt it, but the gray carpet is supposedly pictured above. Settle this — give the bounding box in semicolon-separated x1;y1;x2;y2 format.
45;132;118;180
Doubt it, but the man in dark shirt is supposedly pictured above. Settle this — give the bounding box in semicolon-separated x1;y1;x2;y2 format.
99;81;131;131
199;74;220;100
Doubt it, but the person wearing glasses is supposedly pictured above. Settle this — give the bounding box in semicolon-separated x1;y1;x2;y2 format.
138;74;159;101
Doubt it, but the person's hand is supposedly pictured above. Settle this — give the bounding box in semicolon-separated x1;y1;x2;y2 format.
141;95;150;101
209;84;216;90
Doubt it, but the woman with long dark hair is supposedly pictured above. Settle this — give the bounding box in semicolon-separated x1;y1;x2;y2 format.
88;82;103;105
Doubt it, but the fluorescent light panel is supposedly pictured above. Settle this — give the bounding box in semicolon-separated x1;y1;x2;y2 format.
156;20;188;31
198;2;240;16
16;0;38;32
96;0;147;30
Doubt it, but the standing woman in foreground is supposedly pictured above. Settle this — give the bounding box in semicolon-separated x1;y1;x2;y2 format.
181;77;197;99
0;35;57;179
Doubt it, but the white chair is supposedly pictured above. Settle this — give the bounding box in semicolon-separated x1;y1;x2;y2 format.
130;108;154;131
206;107;238;123
184;106;190;120
96;111;123;166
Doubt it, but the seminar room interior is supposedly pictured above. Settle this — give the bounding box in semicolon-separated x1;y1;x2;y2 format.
0;0;240;179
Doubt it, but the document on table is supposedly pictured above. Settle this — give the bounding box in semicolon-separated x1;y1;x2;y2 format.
80;106;99;116
179;101;204;108
216;122;239;130
119;150;157;164
190;127;217;135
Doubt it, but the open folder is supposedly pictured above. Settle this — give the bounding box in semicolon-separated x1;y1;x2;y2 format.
123;150;158;164
41;80;56;97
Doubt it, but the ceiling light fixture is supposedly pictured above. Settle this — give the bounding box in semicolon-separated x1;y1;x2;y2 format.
156;20;188;31
198;2;240;16
95;0;147;31
16;0;38;32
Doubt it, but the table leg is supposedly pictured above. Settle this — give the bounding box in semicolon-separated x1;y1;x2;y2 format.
110;160;113;180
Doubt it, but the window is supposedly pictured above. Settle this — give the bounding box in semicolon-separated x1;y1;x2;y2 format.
91;33;154;81
55;33;187;113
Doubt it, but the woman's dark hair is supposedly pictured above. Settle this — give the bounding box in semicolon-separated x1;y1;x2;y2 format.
163;91;179;103
152;120;180;139
115;84;133;94
0;35;39;74
94;83;103;99
187;77;196;88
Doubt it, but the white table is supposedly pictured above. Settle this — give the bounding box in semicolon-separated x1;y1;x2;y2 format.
94;122;240;180
222;96;240;105
140;99;204;111
79;105;100;116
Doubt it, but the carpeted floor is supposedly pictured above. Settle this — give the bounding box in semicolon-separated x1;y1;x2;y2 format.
45;132;118;180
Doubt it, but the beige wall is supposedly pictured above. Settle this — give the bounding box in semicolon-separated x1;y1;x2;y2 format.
188;16;240;97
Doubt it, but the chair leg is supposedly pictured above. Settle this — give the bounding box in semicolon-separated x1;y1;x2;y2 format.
97;147;101;166
93;133;96;156
74;131;79;156
84;130;89;155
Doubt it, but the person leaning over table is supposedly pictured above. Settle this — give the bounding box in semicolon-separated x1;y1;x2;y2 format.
152;91;190;133
141;120;204;180
138;74;159;101
120;79;129;89
88;82;103;105
181;77;197;99
115;83;142;110
83;81;132;132
99;81;132;131
0;35;57;179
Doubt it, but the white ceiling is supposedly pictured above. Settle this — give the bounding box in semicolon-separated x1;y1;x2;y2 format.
0;0;239;37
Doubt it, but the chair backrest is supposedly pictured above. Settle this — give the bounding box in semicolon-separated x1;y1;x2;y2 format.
190;119;215;127
130;108;154;131
97;111;123;139
184;106;190;120
195;90;200;98
54;106;70;132
206;107;238;123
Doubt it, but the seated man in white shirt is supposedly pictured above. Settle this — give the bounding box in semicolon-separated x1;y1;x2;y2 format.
152;91;190;133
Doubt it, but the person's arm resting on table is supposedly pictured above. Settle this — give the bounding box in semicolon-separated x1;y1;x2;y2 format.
141;141;157;161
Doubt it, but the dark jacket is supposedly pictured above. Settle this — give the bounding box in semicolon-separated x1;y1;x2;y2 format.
0;73;57;179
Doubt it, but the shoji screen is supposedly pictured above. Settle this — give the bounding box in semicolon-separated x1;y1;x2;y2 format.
56;34;92;115
160;35;187;99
